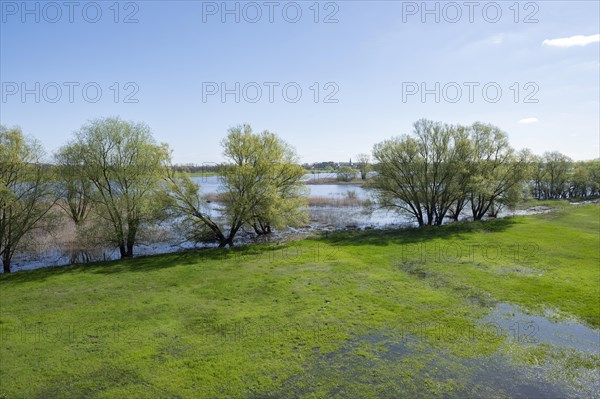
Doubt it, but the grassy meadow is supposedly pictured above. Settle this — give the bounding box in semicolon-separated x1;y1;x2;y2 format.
0;205;598;398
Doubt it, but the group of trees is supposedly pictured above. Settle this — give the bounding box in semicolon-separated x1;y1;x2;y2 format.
531;152;600;199
370;119;531;226
1;117;598;272
369;119;599;227
0;119;306;272
334;155;371;182
170;163;221;175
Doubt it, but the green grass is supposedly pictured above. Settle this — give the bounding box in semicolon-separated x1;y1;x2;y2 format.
1;205;598;398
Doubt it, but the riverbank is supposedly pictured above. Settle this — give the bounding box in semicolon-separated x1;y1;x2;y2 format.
1;204;598;398
4;201;567;273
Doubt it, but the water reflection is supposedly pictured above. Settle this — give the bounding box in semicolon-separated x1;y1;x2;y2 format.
482;302;600;355
190;175;370;200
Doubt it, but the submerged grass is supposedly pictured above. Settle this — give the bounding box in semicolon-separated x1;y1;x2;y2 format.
0;205;598;398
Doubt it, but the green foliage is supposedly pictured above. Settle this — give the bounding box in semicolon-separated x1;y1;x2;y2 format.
164;124;307;247
162;167;228;246
54;142;93;226
371;119;533;226
221;124;308;236
355;153;371;180
62;117;170;258
464;123;530;220
336;166;357;182
0;125;56;272
534;151;573;199
530;154;599;200
371;119;470;226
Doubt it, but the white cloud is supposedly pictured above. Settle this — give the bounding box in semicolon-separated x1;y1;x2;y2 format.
543;34;600;48
519;117;539;124
490;34;504;44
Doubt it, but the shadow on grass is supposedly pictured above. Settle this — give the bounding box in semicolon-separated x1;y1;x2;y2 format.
0;242;297;283
0;217;520;284
318;217;519;247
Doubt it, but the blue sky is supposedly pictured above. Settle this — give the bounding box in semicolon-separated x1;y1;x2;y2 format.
1;0;599;163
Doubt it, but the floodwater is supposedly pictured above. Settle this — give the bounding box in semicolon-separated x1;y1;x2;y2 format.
252;332;583;398
192;175;370;199
6;176;555;272
482;302;600;355
252;305;600;398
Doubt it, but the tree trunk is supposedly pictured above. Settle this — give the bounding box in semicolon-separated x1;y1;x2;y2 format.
118;239;134;258
2;257;10;273
218;237;235;248
223;223;242;247
124;222;138;258
426;213;434;226
126;241;134;257
450;198;466;221
2;247;12;273
119;244;127;259
435;213;445;226
471;196;490;221
252;221;270;235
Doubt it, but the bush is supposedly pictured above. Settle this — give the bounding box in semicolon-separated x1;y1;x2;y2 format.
336;166;356;182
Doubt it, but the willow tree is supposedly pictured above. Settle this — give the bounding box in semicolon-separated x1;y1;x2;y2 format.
64;117;169;258
542;151;573;199
355;153;371;180
54;142;93;226
222;126;307;236
162;166;230;246
465;123;530;220
0;126;56;273
165;124;307;247
336;166;356;182
370;119;470;226
570;159;600;197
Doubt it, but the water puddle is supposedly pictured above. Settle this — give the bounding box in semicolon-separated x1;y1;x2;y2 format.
252;303;600;398
252;328;598;398
482;302;600;355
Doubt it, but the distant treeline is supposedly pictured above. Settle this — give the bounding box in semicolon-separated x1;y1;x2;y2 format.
171;163;222;174
171;161;358;173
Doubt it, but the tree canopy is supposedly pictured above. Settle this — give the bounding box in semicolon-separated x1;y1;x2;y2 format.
0;126;56;272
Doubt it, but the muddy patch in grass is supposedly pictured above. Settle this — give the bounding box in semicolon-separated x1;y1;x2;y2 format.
251;327;594;399
395;260;497;308
248;318;600;399
494;266;543;277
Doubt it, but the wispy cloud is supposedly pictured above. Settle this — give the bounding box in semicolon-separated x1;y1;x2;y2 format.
543;34;599;48
519;117;539;124
490;34;504;45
